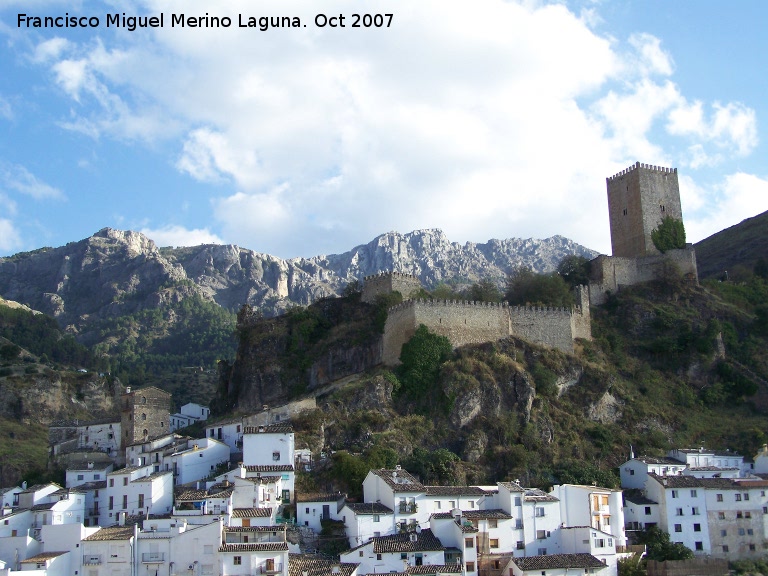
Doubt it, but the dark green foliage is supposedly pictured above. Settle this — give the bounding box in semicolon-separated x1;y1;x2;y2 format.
342;280;362;298
505;267;574;308
755;257;768;279
731;559;768;575
715;361;758;399
397;325;452;405
404;447;460;484
0;306;92;367
0;343;20;362
553;461;619;488
636;526;693;561
617;556;645;576
557;255;591;288
373;291;403;333
651;216;686;253
530;362;557;398
464;278;503;303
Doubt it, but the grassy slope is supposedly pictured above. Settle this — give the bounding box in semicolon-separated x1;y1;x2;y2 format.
694;210;768;280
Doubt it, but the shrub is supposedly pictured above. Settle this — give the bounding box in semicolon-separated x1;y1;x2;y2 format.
651;216;686;253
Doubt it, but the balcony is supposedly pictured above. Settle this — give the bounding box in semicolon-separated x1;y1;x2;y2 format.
142;552;165;563
83;555;102;565
399;502;418;514
260;563;284;574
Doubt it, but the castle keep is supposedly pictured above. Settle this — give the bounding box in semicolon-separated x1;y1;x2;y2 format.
588;162;698;305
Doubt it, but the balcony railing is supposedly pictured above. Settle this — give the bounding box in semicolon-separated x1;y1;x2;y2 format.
260;563;284;574
83;555;102;565
142;552;165;563
399;502;418;514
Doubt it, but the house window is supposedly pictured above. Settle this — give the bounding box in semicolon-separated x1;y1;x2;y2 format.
515;518;523;529
739;528;746;536
449;501;456;509
109;497;113;510
694;524;701;532
272;451;280;461
535;507;545;517
604;517;611;526
692;507;700;515
234;556;242;565
490;539;499;548
737;512;743;519
644;507;651;515
629;470;635;475
750;544;756;551
77;474;84;480
465;538;474;548
376;554;382;561
723;546;729;553
674;525;682;533
675;508;683;516
537;530;547;540
595;539;605;547
434;501;441;510
745;511;752;519
695;542;703;551
94;474;100;480
718;512;725;520
401;554;407;560
138;494;144;509
236;425;241;433
466;562;475;572
515;497;522;506
489;518;498;528
142;413;146;421
671;490;678;498
537;548;547;556
721;530;727;537
517;541;525;550
736;494;742;501
373;515;380;523
748;529;754;536
109;479;114;487
123;477;128;486
744;493;750;501
122;495;127;508
305;508;309;514
690;490;697;497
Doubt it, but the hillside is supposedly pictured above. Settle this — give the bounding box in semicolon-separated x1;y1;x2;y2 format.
225;267;768;493
694;209;768;280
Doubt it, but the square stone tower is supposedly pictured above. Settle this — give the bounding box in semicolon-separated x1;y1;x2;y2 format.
120;385;171;449
606;162;683;257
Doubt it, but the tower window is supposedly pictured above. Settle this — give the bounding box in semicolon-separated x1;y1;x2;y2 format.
623;208;627;216
660;204;666;212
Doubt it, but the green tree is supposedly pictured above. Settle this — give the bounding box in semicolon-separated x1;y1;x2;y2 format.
397;325;452;400
505;267;574;308
651;216;686;253
636;527;693;561
464;278;503;303
557;255;591;288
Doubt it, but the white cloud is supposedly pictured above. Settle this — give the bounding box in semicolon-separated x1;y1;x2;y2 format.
33;37;71;63
0;218;22;252
0;95;12;120
685;172;768;243
140;225;224;247
1;163;64;200
19;0;764;257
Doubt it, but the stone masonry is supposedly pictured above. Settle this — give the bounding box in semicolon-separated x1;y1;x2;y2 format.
120;385;171;449
361;272;423;304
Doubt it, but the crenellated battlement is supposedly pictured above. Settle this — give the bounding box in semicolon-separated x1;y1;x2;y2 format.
363;271;419;282
361;270;423;304
606;161;677;182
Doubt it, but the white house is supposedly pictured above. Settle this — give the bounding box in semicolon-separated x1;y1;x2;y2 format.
81;524;136;576
173;482;234;525
550;484;626;546
0;510;39;568
230;508;276;528
135;517;222;576
169;437;230;486
206;418;244;454
242;424;295;470
65;462;113;489
76;420;121;457
170;403;211;432
105;466;173;523
619;457;686;490
69;480;107;527
18;550;71;575
560;526;618;574
342;502;395;548
16;484;61;510
362;468;429;530
39;523;100;576
296;493;346;533
622;493;659;532
340;529;445;575
508;553;609;576
30;488;86;539
288;554;360;576
0;486;22;509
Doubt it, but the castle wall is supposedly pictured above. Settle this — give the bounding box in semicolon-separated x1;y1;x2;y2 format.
413;300;510;349
120;386;171;449
607;163;681;258
382;300;418;365
588;247;698;305
570;285;592;342
362;272;422;304
508;306;575;352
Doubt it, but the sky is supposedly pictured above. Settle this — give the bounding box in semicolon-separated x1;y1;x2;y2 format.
0;0;767;259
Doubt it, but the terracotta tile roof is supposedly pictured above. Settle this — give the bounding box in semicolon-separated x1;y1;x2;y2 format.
289;554;359;576
407;564;463;574
133;471;173;483
512;554;606;571
107;465;146;475
83;525;135;541
232;507;273;518
73;481;108;491
296;492;346;503
225;525;286;533
31;502;56;511
219;542;289;552
346;502;394;515
243;475;281;484
20;483;60;494
648;474;739;489
430;509;510;521
176;489;208;501
67;462;114;471
245;465;294;473
523;489;559;502
424;486;488;497
19;551;69;563
244;424;294;434
371;469;425;493
372;529;444;553
624;494;657;505
497;482;525;493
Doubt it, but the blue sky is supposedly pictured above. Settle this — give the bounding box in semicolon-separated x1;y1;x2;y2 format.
1;0;766;259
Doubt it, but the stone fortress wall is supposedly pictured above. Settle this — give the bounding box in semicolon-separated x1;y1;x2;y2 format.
361;272;423;304
381;280;591;365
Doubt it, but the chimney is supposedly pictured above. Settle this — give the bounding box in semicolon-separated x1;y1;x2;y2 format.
332;566;340;574
87;462;94;469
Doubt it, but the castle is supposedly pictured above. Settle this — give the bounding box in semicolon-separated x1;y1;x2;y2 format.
367;162;698;363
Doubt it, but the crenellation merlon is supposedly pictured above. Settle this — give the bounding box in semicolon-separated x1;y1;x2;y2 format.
607;161;677;183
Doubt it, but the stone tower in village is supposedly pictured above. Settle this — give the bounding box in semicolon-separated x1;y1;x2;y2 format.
120;385;171;450
606;162;683;258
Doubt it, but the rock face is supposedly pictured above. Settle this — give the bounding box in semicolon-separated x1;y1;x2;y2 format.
0;227;597;336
